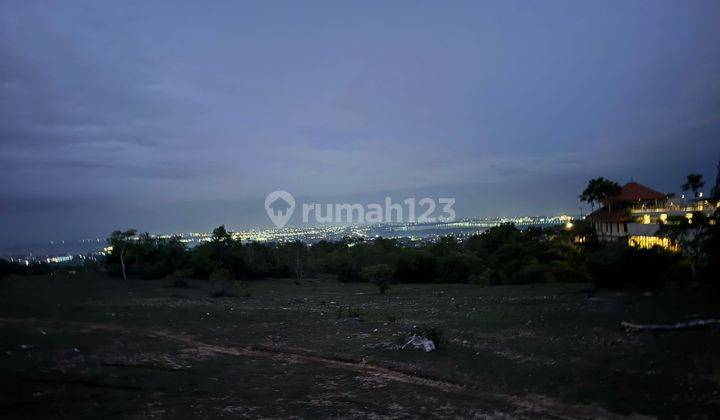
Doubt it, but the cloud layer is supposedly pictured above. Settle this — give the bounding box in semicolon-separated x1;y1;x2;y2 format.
2;1;720;244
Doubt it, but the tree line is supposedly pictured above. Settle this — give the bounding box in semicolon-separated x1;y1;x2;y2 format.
100;218;718;291
2;217;717;291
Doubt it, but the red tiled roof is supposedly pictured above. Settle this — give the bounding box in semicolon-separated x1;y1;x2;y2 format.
614;182;666;202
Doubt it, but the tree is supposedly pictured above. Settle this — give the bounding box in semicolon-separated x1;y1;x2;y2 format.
190;225;248;280
658;213;709;282
580;177;619;213
600;179;622;215
711;160;720;200
361;263;394;294
579;178;604;213
108;229;137;280
211;225;233;243
682;173;705;200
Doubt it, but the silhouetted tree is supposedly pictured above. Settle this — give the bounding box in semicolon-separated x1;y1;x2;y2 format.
580;177;621;214
108;229;137;280
580;178;604;213
599;179;622;215
711;160;720;200
361;263;394;294
682;173;705;200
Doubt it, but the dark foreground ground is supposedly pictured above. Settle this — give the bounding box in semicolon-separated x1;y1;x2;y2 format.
0;274;718;418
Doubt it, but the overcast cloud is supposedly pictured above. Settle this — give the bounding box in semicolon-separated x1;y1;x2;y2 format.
2;1;720;245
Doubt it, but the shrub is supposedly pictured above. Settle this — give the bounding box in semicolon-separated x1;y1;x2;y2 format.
337;262;361;283
546;260;591;283
434;253;483;283
586;243;685;290
209;268;232;282
511;264;555;284
394;251;436;283
468;271;491;285
209;268;235;297
141;260;174;279
361;263;394;294
0;259;24;278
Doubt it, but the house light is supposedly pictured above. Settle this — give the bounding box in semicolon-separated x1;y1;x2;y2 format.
642;214;651;224
685;213;693;224
659;213;667;223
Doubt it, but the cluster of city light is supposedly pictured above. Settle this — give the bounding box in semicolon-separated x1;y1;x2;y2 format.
5;214;576;264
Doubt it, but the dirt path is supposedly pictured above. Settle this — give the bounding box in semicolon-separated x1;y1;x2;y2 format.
0;317;644;419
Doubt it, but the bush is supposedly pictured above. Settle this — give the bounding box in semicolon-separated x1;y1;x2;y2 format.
337;262;361;283
141;260;174;279
0;259;24;278
511;264;555;284
394;251;436;283
586;243;685;290
468;271;491;285
209;268;232;282
434;253;482;283
0;259;51;278
361;263;394;294
546;260;591;283
209;268;235;297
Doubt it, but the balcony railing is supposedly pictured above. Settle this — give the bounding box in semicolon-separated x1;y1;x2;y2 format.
629;200;718;214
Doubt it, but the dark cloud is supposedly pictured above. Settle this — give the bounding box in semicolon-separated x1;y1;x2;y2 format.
1;1;720;244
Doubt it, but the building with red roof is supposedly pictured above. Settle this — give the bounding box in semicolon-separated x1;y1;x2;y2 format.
584;181;705;251
583;180;719;250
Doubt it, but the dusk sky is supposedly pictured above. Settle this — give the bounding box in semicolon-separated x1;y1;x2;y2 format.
2;1;720;246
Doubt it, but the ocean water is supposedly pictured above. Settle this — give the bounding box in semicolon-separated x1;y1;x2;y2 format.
0;241;105;258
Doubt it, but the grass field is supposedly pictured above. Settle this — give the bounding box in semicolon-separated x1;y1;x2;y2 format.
1;274;718;418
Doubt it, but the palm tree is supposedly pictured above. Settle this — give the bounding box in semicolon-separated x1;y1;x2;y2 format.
580;177;621;214
600;179;622;215
579;178;603;213
711;160;720;200
682;173;705;200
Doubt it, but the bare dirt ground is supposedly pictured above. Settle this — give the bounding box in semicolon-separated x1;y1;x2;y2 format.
0;316;630;419
1;274;718;418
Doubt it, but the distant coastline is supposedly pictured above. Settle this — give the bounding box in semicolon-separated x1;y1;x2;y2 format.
1;214;573;260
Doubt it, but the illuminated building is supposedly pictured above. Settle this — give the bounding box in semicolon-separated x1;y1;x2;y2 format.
586;181;718;252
